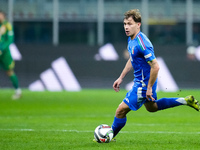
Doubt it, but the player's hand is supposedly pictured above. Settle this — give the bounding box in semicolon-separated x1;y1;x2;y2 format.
146;87;155;101
113;78;123;92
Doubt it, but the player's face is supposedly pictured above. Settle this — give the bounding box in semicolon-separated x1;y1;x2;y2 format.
124;17;141;40
0;13;5;23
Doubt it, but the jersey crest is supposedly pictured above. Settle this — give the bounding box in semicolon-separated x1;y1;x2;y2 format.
0;25;6;35
132;47;134;54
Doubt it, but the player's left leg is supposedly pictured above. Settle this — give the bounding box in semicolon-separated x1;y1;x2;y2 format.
144;96;199;112
183;95;199;111
6;69;18;89
6;69;21;100
156;97;186;110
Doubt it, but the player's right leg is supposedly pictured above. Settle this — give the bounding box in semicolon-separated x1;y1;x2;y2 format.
93;102;129;143
112;86;147;138
112;102;130;137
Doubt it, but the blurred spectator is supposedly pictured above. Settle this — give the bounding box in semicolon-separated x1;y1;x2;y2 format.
187;45;200;61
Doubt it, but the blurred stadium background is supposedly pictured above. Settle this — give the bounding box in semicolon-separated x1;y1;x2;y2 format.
0;0;200;91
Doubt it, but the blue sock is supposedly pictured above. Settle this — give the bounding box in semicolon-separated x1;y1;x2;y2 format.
155;98;185;110
112;117;127;137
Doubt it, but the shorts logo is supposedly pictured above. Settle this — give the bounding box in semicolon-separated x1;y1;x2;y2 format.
124;98;129;103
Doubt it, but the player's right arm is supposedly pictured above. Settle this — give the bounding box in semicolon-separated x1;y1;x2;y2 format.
113;58;132;92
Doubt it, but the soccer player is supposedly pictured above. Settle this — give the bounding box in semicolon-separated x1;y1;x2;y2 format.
0;11;21;99
111;9;199;138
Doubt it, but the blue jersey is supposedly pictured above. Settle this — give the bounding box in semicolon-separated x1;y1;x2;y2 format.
127;31;157;89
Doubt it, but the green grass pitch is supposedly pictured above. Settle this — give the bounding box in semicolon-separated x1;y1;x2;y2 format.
0;89;200;150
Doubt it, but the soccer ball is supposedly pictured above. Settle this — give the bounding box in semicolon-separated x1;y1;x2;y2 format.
94;124;114;143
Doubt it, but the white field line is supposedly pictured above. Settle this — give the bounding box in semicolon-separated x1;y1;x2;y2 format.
0;129;200;134
126;123;200;126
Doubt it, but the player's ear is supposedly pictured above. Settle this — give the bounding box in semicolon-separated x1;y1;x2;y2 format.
137;22;141;28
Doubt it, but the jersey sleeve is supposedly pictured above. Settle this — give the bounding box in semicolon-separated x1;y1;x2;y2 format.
142;45;156;63
137;35;156;62
0;22;14;51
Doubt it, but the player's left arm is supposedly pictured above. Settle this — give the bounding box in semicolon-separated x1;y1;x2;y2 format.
146;59;160;101
0;22;14;51
139;36;159;101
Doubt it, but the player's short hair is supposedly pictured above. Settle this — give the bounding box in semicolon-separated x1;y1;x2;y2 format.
124;9;141;23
